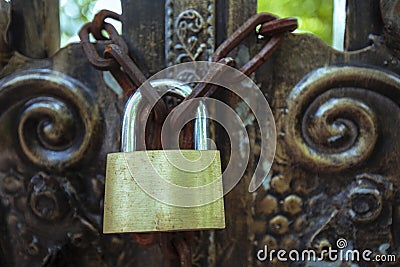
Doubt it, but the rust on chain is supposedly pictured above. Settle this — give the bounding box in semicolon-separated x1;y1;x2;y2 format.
78;22;128;71
104;44;167;122
91;9;121;40
131;233;160;247
170;14;298;128
78;9;191;266
103;23;128;52
109;67;137;96
79;21;138;95
79;11;168;121
212;13;277;61
104;44;147;86
78;10;126;71
79;10;298;266
213;15;298;77
240;17;298;76
168;57;235;129
259;17;298;36
78;23;117;70
185;57;235;99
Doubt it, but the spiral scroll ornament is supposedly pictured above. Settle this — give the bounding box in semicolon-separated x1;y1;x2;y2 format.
0;69;98;169
285;66;400;171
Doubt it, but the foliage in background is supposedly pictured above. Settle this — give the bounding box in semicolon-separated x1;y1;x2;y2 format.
60;0;333;46
60;0;96;46
258;0;333;45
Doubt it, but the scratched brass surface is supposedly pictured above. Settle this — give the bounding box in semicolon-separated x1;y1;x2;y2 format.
104;150;225;233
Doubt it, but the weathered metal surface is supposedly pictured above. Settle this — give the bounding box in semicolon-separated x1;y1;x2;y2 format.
0;0;11;70
1;0;400;266
345;0;383;51
168;14;298;132
9;0;60;59
381;0;400;56
165;0;215;65
253;32;400;265
0;41;134;266
121;1;166;76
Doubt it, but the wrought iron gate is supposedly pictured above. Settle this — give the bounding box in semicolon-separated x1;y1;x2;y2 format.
0;0;399;266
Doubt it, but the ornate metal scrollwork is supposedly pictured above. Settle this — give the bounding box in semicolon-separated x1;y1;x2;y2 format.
304;173;394;254
0;69;100;169
255;60;400;265
0;170;103;266
175;9;207;62
165;0;214;66
284;66;400;171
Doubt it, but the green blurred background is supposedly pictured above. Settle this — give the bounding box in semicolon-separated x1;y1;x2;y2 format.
258;0;333;45
60;0;333;47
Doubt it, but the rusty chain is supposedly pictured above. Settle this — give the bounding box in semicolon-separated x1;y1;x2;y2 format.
79;9;297;267
78;10;167;123
169;13;297;128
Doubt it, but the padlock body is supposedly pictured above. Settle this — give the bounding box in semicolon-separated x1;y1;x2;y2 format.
103;150;225;233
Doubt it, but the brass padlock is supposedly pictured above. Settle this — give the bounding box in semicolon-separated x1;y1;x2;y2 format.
103;79;225;233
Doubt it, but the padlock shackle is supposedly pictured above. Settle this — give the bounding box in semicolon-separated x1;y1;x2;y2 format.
121;79;210;152
194;101;210;150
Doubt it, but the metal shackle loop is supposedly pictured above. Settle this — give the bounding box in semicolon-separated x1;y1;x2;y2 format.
121;79;210;152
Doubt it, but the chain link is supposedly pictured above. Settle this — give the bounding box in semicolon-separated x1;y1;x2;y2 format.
79;10;298;267
169;14;297;128
91;9;122;40
78;13;167;123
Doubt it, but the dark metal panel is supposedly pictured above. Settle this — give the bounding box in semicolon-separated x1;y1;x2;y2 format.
345;0;383;51
121;0;166;76
9;0;60;58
